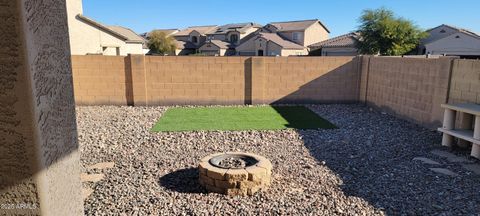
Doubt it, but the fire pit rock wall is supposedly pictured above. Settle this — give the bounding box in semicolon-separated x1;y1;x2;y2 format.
198;152;272;196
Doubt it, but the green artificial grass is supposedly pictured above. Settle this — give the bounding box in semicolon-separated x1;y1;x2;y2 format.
151;106;337;132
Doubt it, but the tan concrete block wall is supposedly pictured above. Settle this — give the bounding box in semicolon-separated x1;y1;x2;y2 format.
449;59;480;104
365;57;452;127
145;56;249;105
261;57;360;104
72;55;129;105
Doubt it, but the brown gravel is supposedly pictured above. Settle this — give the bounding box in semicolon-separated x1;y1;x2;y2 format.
77;104;480;215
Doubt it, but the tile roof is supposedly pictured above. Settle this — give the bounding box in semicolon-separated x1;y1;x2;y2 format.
268;19;330;33
309;32;360;48
174;25;218;36
206;40;234;49
174;40;197;49
107;26;144;42
257;32;305;49
208;22;262;35
141;29;179;38
77;15;129;41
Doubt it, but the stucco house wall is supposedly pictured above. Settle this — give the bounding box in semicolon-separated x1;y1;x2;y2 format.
198;43;226;56
425;32;480;56
66;0;143;56
278;31;305;46
236;36;257;55
304;22;330;47
281;48;308;56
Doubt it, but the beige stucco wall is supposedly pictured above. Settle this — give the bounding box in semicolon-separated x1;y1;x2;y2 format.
1;0;83;215
210;34;227;41
304;22;329;47
281;48;308;56
236;36;257;54
198;43;226;56
426;32;480;56
278;31;304;45
66;0;143;56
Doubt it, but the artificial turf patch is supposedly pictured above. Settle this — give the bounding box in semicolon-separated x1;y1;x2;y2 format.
151;106;337;132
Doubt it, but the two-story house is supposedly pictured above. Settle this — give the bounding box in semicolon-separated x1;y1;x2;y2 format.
198;23;262;56
236;19;330;56
172;25;218;55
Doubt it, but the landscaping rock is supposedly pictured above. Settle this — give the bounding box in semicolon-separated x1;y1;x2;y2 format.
462;164;480;175
413;157;441;165
429;168;459;177
87;162;115;170
76;104;480;215
80;173;104;183
430;149;470;163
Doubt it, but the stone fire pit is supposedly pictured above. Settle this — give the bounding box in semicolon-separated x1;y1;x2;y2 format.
198;152;272;196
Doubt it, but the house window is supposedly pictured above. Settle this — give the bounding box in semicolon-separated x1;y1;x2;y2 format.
440;29;446;33
292;32;301;41
192;36;198;43
230;34;239;43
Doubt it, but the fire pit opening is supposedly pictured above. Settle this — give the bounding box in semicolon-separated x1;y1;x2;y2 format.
209;154;259;169
198;152;272;196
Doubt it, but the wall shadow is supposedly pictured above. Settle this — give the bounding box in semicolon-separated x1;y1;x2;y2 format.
158;168;206;194
244;58;253;105
124;56;134;106
271;106;337;129
292;105;480;214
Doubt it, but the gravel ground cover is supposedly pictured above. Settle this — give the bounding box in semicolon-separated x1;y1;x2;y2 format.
77;104;480;215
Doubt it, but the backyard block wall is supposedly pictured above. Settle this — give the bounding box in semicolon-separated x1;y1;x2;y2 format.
258;57;360;104
145;56;249;105
72;55;128;105
71;55;480;128
448;59;480;104
362;56;453;127
72;55;359;106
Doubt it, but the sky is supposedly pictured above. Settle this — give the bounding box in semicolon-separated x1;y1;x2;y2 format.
82;0;480;37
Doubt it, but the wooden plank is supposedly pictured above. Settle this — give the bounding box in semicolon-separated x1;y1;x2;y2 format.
441;103;480;116
438;128;480;144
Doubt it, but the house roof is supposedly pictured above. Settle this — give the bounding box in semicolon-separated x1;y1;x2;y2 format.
174;25;218;36
141;29;179;38
205;40;234;49
309;32;360;48
257;32;305;49
424;24;480;45
107;26;144;43
208;22;262;35
174;40;197;49
268;19;330;33
77;15;129;41
427;24;480;37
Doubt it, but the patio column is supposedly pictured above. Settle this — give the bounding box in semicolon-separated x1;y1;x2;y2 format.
458;112;473;148
441;108;456;147
0;0;83;215
472;116;480;158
